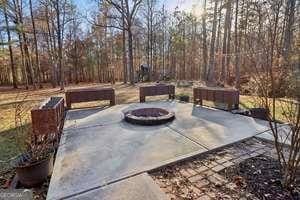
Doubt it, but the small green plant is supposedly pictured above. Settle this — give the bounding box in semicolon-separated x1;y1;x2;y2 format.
177;93;190;102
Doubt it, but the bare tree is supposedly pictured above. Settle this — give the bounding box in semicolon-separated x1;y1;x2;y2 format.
29;0;42;88
207;0;219;84
53;0;64;90
13;0;36;89
121;0;127;83
145;0;155;80
221;0;232;85
41;0;57;87
234;0;240;89
2;1;18;88
98;0;142;84
282;0;296;63
201;0;208;80
247;0;300;188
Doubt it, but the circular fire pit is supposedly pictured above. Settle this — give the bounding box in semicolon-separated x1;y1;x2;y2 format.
124;108;175;126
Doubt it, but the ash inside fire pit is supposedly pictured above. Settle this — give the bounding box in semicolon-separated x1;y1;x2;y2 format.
124;108;175;125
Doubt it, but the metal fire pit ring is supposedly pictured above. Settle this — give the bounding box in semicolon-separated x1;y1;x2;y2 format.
124;108;175;126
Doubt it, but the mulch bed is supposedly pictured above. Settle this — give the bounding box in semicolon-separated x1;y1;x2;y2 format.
220;155;300;200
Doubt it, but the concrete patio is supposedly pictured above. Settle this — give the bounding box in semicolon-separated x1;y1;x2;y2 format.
47;101;271;200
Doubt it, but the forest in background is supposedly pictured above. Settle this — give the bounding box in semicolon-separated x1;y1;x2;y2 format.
0;0;299;97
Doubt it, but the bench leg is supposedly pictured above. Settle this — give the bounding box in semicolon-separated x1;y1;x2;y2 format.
234;103;239;110
66;100;71;109
140;96;145;103
228;103;233;111
193;93;202;105
198;99;203;106
169;94;175;100
65;93;71;109
110;97;116;106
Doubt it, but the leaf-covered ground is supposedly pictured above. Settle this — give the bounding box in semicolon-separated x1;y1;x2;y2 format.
151;138;299;200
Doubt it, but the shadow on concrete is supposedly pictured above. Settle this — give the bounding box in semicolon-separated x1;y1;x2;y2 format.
66;106;110;121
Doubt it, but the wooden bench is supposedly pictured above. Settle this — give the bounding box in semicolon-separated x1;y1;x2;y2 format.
193;87;239;111
140;84;175;102
66;87;115;109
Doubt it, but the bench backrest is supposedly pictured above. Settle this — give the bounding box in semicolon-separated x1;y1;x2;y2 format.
66;88;115;103
140;84;175;97
194;87;239;104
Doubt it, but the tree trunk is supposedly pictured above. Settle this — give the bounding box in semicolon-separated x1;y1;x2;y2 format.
56;0;64;90
146;0;150;69
4;4;18;88
14;0;36;89
18;33;29;89
216;3;222;54
44;4;57;88
226;10;232;82
282;0;296;63
201;0;208;80
234;0;240;89
127;26;134;84
162;5;166;79
29;0;42;88
122;0;127;83
207;0;219;84
23;33;36;88
147;0;154;81
124;0;135;84
221;0;232;85
183;23;186;80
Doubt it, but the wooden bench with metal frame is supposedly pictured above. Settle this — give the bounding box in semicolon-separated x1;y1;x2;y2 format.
140;84;175;103
65;87;116;109
193;87;239;111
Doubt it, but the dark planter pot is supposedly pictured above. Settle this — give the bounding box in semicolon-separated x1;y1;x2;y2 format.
249;108;269;120
16;153;53;188
179;96;189;102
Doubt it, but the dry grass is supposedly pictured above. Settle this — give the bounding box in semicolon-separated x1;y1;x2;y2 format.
239;95;292;122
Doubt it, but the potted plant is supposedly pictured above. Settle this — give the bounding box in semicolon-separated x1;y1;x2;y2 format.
177;93;190;102
11;95;54;188
13;141;54;187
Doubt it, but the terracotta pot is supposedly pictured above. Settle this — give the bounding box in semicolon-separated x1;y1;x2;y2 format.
16;153;53;187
